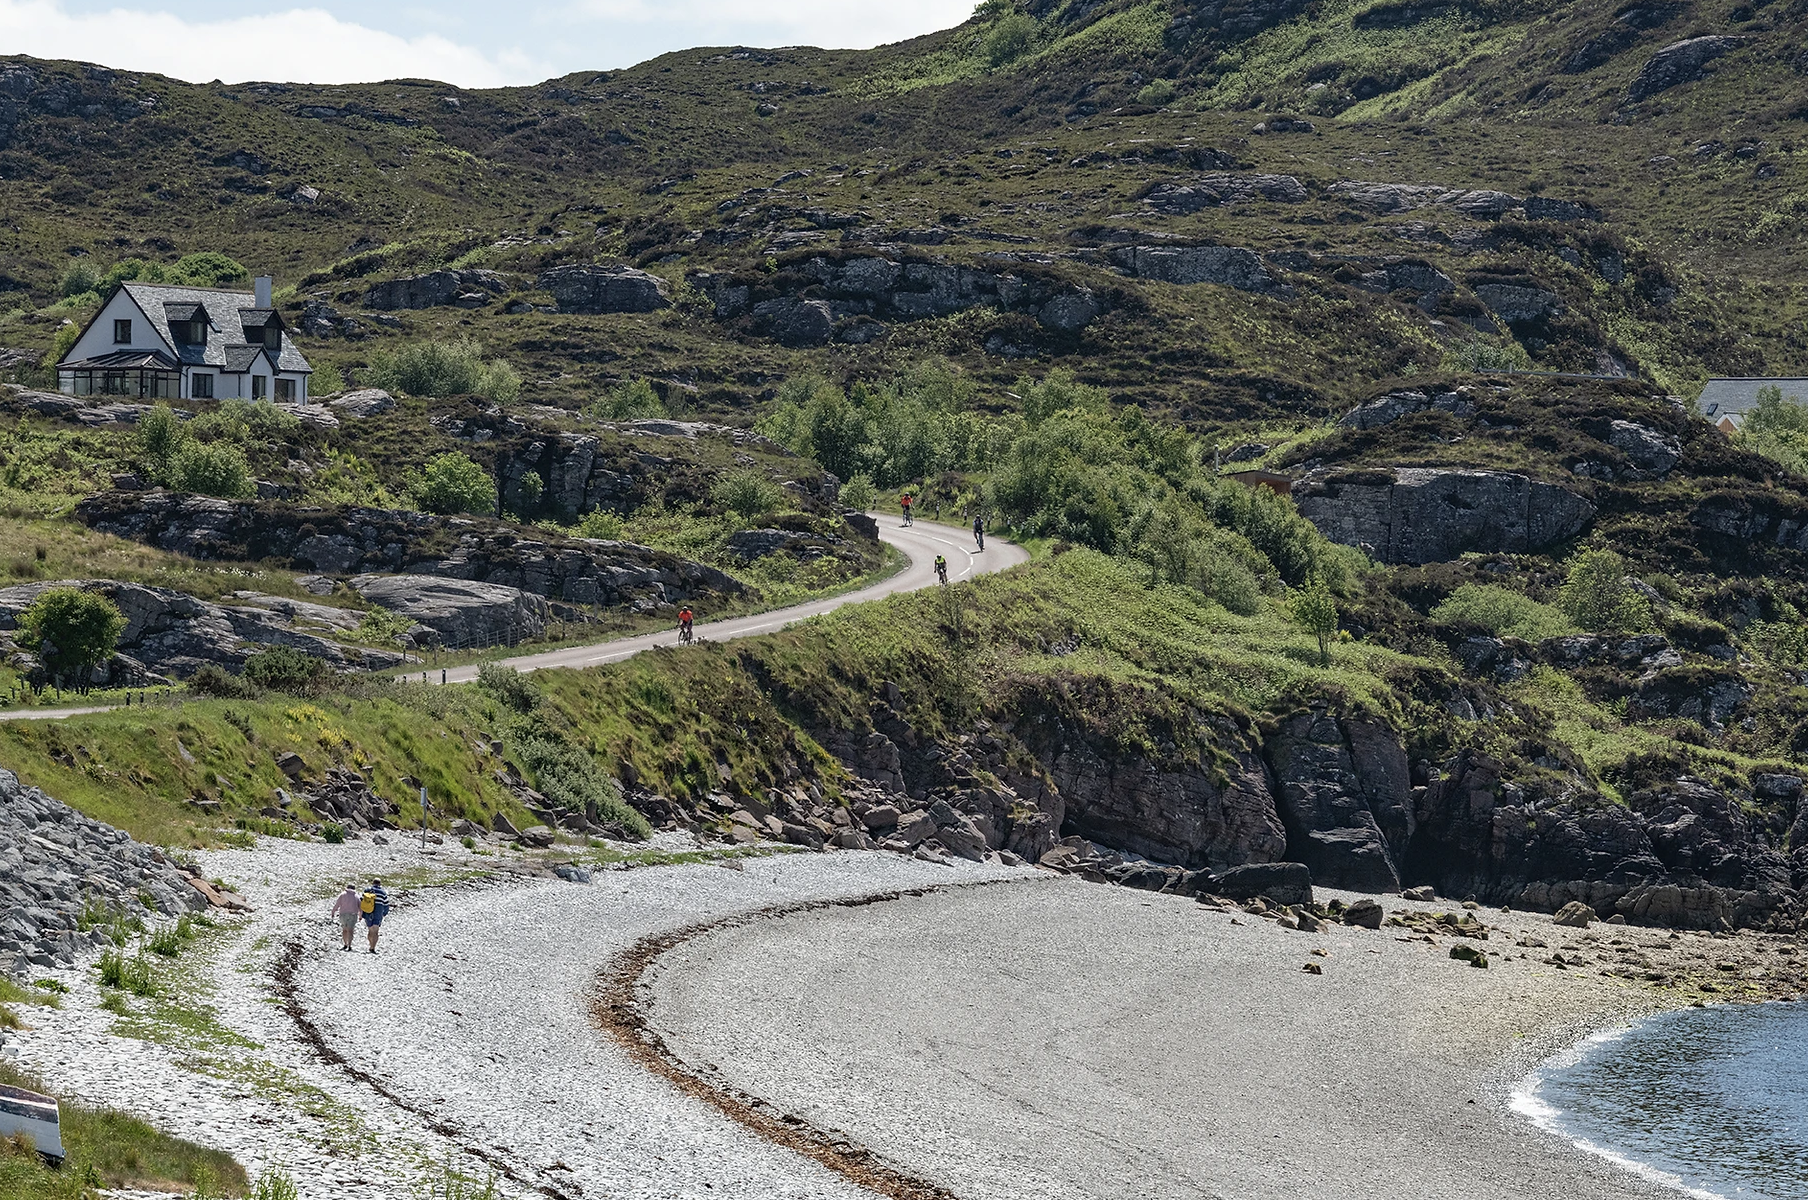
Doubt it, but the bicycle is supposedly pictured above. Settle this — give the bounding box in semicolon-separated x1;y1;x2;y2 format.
934;555;948;585
973;518;985;551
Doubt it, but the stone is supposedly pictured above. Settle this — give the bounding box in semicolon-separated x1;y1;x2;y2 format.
861;804;901;830
1111;246;1293;297
1139;173;1307;213
1342;898;1385;929
327;389;395;418
1205;862;1314;907
1450;944;1489;968
538;265;671;314
275;752;305;779
519;824;556;848
363;269;507;310
1625;37;1746;103
351;575;551;648
1339;389;1474;430
553;865;592;883
1302;961;1323;974
1294;468;1596;564
492;811;521;838
1606;420;1681;476
893;811;937;848
752;298;835;347
1553;900;1596;928
1263;712;1413;892
1474;283;1562;324
1402;885;1436;902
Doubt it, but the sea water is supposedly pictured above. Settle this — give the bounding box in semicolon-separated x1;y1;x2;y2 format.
1512;1002;1808;1199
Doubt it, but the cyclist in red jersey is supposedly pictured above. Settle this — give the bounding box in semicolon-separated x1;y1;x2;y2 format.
900;492;914;526
678;606;694;644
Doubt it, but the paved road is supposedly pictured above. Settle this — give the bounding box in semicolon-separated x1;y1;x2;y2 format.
0;519;1024;719
409;518;1026;685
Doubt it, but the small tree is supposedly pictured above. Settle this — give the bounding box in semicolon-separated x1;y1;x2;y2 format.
588;379;665;420
984;11;1037;66
138;404;189;480
712;469;782;521
19;588;126;683
410;452;497;515
242;645;329;693
1290;575;1338;666
513;471;544;516
168;441;253;499
1558;549;1651;632
839;472;877;513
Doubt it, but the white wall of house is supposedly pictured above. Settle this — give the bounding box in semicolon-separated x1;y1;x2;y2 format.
61;290;169;365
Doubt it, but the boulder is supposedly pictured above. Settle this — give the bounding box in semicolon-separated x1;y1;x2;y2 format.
1342;898;1385;929
1111;246;1294;297
1553;900;1595;927
1625;37;1746;102
363;269;507;310
351;575;551;649
1607;420;1681;476
538;264;671;314
1294;467;1596;564
1139;173;1307;213
1339;389;1475;431
1450;944;1488;968
327;389;395;418
1474;283;1562;324
1402;885;1436;902
1205;862;1314;907
519;824;556;848
752;298;834;347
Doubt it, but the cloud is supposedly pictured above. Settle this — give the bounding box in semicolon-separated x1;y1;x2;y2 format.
566;0;976;51
0;0;547;87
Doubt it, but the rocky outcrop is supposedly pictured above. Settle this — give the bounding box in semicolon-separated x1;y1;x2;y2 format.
362;269;507;311
327;389;395;418
1338;388;1476;430
74;491;741;611
1474;282;1562;324
1606;419;1681;476
1328;181;1598;222
0;579;404;680
7;387;171;426
694;254;1106;344
1625;36;1746;102
537;264;671;314
1109;246;1294;297
1045;736;1285;872
1294;467;1596;564
1263;710;1413;892
1139;173;1306;213
0;769;214;973
352;575;550;648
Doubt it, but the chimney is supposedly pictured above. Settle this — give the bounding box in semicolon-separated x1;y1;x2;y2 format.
254;275;272;308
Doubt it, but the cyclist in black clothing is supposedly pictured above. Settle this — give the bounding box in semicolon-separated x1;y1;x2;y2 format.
934;554;948;585
972;514;985;550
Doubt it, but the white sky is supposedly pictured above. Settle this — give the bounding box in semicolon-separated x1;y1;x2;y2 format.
0;0;978;87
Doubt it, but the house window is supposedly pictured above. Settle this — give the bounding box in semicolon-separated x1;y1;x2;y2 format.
191;373;214;399
113;318;131;344
274;378;295;402
263;326;282;349
251;375;267;400
175;320;206;344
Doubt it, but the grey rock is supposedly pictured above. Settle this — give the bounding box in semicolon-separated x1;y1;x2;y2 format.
351;574;550;648
1295;467;1596;564
1607;420;1681;475
553;864;593;883
1342;898;1385;929
1205;862;1313;907
1626;36;1746;102
1339;389;1475;430
1111;246;1294;297
363;269;507;311
327;389;396;418
1553;900;1595;927
1474;283;1562;324
752;298;834;347
1264;712;1413;892
726;528;812;560
538;264;671;314
519;824;556;848
1141;173;1307;213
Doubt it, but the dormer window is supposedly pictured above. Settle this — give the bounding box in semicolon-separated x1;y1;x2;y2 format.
113;319;131;343
173;319;207;345
262;325;281;350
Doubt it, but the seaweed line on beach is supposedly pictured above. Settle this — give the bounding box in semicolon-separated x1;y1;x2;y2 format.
272;935;583;1200
592;878;1035;1200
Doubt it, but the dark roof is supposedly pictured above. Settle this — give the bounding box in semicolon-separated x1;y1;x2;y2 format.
162;301;207;322
238;307;279;326
223;344;266;372
1698;378;1808;421
60;349;179;371
108;282;311;374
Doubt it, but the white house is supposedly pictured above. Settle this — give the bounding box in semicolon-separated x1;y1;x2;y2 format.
56;275;312;403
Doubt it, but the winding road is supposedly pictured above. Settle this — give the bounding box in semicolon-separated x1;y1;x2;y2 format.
0;518;1025;719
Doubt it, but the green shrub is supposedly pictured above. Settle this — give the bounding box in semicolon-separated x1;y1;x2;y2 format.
366;337;521;403
508;728;650;838
97;949;154;996
514;471;544;515
252;1166;300;1200
311;362;347;395
147;916;194;959
321;823;345;844
168;442;253;499
1431;583;1574;641
574;510;626;540
189;664;261;699
587;379;665;420
410;452;496;516
477;664;540;713
242;646;329;692
711;469;783;521
137;404;188;477
345;608;414;648
984;11;1038;65
18;587;126;678
838;472;876;513
1136;78;1176;106
1734;384;1808;476
1558;549;1651;633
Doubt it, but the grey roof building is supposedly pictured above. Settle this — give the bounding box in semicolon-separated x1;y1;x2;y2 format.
1697;377;1808;432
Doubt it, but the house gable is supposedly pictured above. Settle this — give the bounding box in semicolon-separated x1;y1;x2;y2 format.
58;286;175;367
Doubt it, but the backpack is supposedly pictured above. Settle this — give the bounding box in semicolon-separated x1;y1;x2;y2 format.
360;891;376;914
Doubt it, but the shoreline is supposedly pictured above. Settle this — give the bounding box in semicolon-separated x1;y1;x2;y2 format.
642;879;1805;1200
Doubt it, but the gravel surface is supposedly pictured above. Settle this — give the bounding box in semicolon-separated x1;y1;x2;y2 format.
645;878;1690;1200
